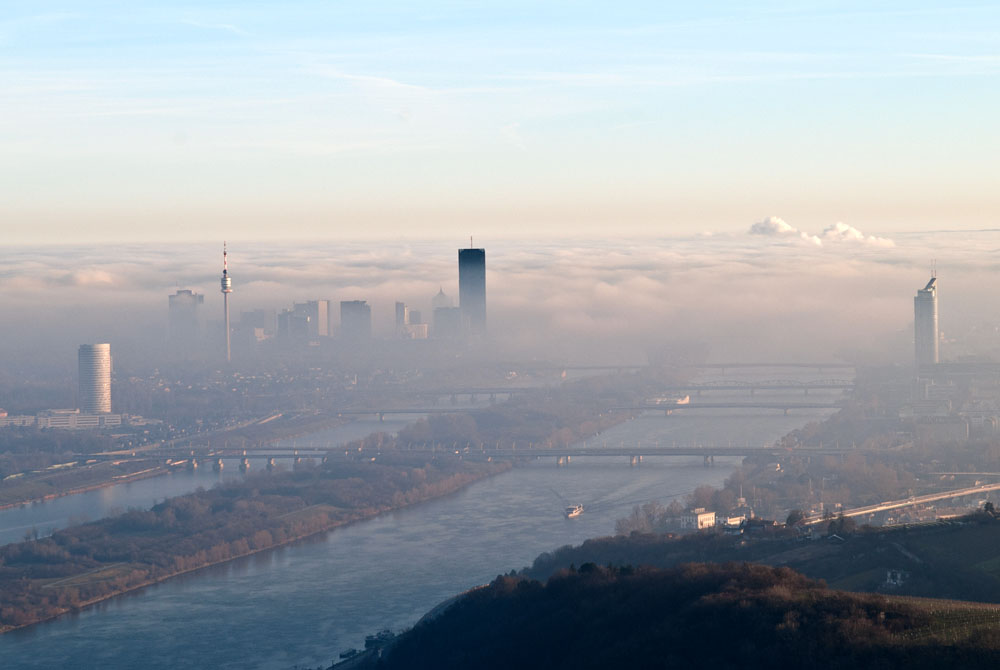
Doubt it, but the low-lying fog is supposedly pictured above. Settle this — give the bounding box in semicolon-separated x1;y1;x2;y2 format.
2;220;998;377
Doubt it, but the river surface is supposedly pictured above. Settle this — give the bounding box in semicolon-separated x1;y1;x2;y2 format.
1;370;845;669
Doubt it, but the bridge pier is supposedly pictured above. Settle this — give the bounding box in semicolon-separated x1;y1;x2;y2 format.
703;455;715;467
629;455;642;467
212;458;224;472
783;408;789;416
378;412;385;422
267;457;276;471
187;458;198;471
556;455;570;467
240;457;250;473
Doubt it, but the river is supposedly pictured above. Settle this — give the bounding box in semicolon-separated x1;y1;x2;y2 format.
1;371;844;668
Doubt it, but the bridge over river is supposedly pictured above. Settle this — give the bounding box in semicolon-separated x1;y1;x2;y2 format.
169;441;870;470
328;401;844;421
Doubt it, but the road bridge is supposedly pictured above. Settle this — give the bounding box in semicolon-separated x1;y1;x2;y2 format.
659;380;853;396
613;401;842;415
521;362;855;373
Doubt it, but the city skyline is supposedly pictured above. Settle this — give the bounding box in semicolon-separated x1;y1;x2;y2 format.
4;2;1000;243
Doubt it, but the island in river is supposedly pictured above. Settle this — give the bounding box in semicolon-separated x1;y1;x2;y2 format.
0;455;509;632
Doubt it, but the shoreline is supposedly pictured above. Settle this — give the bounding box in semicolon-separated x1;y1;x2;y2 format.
0;460;511;635
0;465;172;512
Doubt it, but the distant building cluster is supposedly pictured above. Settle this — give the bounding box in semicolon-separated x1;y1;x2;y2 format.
164;242;489;362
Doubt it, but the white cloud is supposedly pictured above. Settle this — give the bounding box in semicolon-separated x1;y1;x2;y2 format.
749;217;892;248
749;216;796;236
821;222;895;247
748;216;822;246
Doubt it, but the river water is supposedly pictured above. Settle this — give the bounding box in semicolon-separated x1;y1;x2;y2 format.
1;371;844;669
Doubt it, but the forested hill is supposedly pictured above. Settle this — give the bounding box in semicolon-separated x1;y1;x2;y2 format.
374;563;1000;670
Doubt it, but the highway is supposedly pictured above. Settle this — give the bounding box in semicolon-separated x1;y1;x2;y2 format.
803;483;1000;525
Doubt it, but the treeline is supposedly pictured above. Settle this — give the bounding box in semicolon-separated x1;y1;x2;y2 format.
0;456;508;631
375;562;1000;670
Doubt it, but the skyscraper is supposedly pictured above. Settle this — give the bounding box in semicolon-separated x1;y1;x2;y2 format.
458;245;486;334
395;301;409;337
168;289;204;350
220;243;233;362
78;343;112;414
914;275;939;370
340;300;372;340
293;300;330;338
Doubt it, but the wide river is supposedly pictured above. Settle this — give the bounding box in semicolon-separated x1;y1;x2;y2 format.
1;371;843;669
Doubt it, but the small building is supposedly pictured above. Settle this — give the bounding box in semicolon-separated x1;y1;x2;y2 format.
680;507;716;530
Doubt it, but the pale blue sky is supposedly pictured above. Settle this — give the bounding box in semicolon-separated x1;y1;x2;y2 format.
2;2;999;241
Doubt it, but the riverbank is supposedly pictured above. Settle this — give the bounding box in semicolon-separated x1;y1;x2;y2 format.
0;456;511;633
0;461;174;512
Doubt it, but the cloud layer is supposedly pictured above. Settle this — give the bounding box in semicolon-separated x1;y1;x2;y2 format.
0;227;995;375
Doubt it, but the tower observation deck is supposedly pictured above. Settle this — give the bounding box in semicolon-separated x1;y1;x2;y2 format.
221;243;233;362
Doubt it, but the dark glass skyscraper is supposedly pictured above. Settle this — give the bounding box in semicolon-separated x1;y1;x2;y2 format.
458;247;486;334
914;275;939;370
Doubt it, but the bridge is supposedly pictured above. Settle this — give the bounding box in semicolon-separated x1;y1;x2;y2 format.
235;441;867;466
612;401;843;415
403;380;854;400
521;362;855;373
327;401;843;421
657;380;853;396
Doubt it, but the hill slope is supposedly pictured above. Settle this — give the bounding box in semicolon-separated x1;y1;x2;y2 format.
374;563;1000;670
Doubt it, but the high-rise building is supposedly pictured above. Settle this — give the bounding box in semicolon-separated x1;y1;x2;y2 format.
340;300;372;340
167;289;204;349
458;246;486;334
431;287;452;310
433;306;463;340
395;302;428;339
395;302;409;337
294;300;331;338
220;243;233;362
78;343;112;414
278;308;311;345
914;275;939;370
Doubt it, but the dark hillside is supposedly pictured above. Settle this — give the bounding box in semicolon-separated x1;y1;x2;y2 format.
376;563;1000;670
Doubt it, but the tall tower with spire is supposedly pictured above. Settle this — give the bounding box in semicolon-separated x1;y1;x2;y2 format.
221;243;233;362
914;272;938;372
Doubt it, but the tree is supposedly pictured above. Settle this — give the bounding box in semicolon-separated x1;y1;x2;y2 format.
785;509;806;526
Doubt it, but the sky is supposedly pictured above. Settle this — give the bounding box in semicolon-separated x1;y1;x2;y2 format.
3;1;999;242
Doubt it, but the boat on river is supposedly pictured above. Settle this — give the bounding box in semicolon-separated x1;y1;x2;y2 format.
565;504;584;518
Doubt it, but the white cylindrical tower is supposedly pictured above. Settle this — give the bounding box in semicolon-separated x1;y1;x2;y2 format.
78;343;112;414
221;243;233;362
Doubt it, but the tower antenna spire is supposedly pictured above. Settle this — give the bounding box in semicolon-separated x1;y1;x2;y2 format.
220;242;233;362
